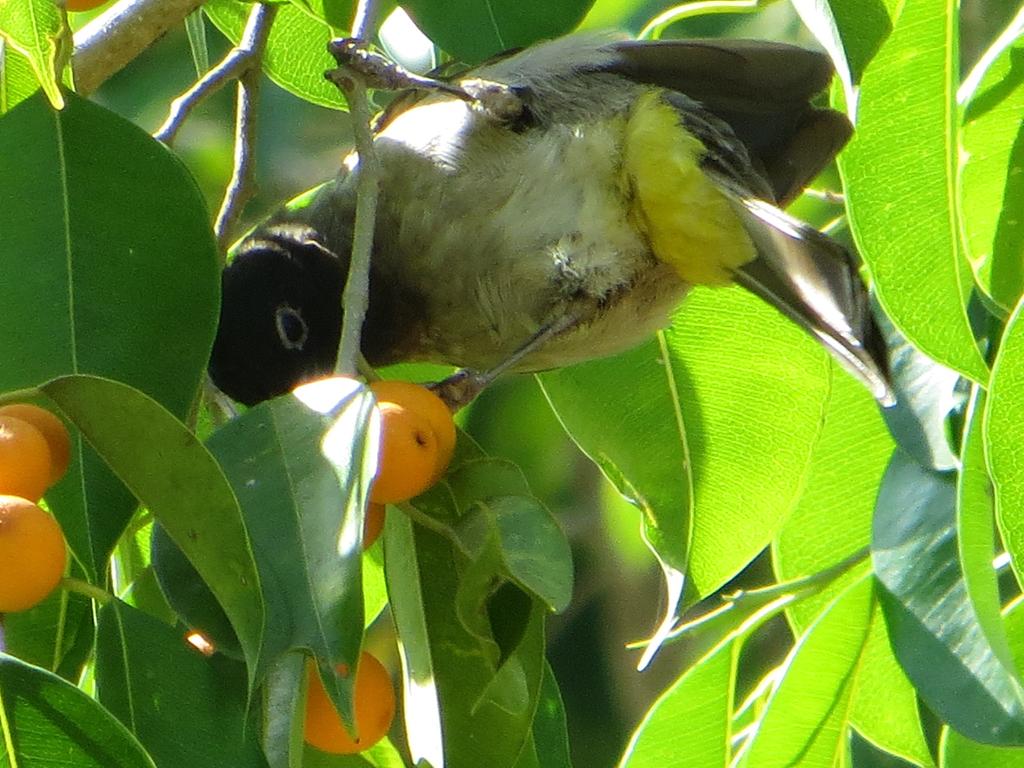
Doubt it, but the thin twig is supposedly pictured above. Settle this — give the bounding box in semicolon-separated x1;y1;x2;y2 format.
331;0;383;376
210;3;277;253
73;0;206;95
214;65;262;252
155;40;255;143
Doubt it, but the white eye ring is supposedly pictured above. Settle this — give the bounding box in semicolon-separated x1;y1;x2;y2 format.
274;304;309;351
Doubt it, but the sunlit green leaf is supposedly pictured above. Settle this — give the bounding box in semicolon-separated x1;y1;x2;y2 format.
0;0;67;109
205;0;344;108
742;574;873;767
987;296;1024;590
839;0;988;383
619;638;736;767
959;6;1024;312
0;42;39;112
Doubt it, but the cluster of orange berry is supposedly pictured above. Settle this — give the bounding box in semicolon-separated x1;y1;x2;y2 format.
304;380;455;754
0;404;70;613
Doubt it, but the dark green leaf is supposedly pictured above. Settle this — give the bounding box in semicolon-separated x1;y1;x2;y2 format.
0;577;93;679
0;652;156;767
261;652;306;768
399;0;594;64
877;316;961;472
457;495;573;613
206;380;375;717
95;601;268;768
42;374;264;680
529;663;573;768
0;92;219;578
413;523;546;768
873;450;1024;745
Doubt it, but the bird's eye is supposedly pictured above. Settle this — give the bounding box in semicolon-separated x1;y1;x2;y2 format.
275;305;309;350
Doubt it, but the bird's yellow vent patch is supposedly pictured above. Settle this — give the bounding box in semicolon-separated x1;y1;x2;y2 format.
623;91;755;286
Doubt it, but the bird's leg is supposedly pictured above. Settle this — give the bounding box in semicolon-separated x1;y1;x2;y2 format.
431;314;581;411
325;38;525;123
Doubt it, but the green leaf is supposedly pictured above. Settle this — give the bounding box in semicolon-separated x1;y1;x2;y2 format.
0;42;39;112
261;652;306;768
618;639;737;767
0;576;93;679
773;363;893;632
542;285;829;600
877;319;961;472
290;0;353;29
175;380;375;720
773;367;931;766
398;0;594;64
412;523;546;768
384;511;444;768
941;598;1024;766
742;574;873;767
959;6;1024;312
529;663;573;768
0;652;156;767
792;0;895;91
205;0;344;109
986;295;1024;589
961;388;1018;676
41;374;264;681
456;495;573;613
184;9;210;77
0;0;67;109
95;601;268;768
839;0;988;383
872;449;1024;745
0;92;219;578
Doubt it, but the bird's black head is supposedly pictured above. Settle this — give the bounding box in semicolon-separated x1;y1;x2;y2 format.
208;225;345;406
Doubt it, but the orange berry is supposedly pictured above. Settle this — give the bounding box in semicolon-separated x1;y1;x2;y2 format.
370;380;455;480
0;416;53;501
65;0;108;11
0;405;71;486
304;653;396;754
363;502;385;549
369;402;440;504
0;495;67;612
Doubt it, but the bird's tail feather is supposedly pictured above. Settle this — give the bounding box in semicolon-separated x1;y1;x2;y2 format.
727;195;895;405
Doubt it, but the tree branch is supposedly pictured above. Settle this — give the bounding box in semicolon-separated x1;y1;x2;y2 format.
72;0;206;95
185;3;276;253
331;0;383;377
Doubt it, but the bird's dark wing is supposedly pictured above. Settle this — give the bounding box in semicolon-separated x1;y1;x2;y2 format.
605;39;851;205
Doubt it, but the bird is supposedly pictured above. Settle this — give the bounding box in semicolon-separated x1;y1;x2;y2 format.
208;33;893;408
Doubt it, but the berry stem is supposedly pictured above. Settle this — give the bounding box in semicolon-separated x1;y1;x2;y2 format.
61;577;114;605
